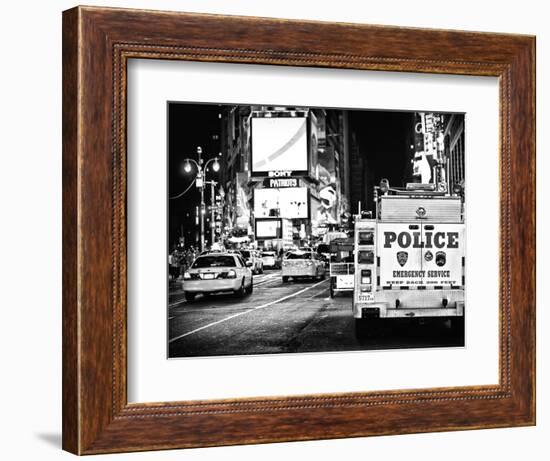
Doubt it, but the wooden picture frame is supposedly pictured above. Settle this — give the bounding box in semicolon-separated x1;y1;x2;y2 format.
62;5;535;455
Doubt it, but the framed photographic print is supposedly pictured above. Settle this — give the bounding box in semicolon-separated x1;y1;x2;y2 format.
62;6;535;455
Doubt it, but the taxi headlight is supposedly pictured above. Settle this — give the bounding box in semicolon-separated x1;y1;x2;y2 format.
227;269;237;279
183;272;191;280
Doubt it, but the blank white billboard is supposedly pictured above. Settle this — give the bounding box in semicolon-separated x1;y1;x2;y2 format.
254;187;309;219
255;219;281;238
251;117;308;173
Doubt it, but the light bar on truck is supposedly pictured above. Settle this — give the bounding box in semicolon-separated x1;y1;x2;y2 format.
406;183;436;191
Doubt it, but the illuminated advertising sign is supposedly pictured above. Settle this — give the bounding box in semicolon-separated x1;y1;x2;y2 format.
234;172;251;230
262;177;299;188
255;218;282;239
251;117;308;176
254;187;309;219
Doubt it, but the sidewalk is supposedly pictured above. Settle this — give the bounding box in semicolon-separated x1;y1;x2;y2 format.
169;278;184;292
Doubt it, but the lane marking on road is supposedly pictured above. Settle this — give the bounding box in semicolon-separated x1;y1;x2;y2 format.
254;272;279;281
254;278;280;287
169;278;328;343
253;276;270;284
169;298;187;308
304;287;329;301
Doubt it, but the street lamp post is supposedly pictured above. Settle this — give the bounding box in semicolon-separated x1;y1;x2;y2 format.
204;180;218;247
182;147;220;252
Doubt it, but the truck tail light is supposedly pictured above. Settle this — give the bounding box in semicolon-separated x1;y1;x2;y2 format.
361;269;372;284
358;251;374;264
358;231;374;245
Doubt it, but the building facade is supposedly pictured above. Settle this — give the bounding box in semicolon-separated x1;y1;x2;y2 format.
218;105;353;250
443;113;465;192
410;112;465;192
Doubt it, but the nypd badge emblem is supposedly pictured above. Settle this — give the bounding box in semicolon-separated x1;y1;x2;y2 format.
416;206;427;218
397;251;408;267
436;251;446;267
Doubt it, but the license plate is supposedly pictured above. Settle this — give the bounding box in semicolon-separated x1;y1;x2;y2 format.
358;293;374;302
203;273;215;279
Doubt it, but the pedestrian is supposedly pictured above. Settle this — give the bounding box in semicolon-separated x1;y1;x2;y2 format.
176;248;185;278
168;252;173;281
169;247;180;281
186;247;195;270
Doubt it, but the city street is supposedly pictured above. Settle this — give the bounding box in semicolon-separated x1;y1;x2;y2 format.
168;269;464;358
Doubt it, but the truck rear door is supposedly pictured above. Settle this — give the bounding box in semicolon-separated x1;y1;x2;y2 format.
421;223;464;287
377;222;463;288
377;223;423;287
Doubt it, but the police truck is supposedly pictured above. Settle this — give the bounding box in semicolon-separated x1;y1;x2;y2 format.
352;179;465;334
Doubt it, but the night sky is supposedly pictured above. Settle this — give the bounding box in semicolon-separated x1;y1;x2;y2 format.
168;103;222;249
168;103;413;249
349;109;413;187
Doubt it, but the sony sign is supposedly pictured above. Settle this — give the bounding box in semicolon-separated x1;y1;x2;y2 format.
268;170;293;177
